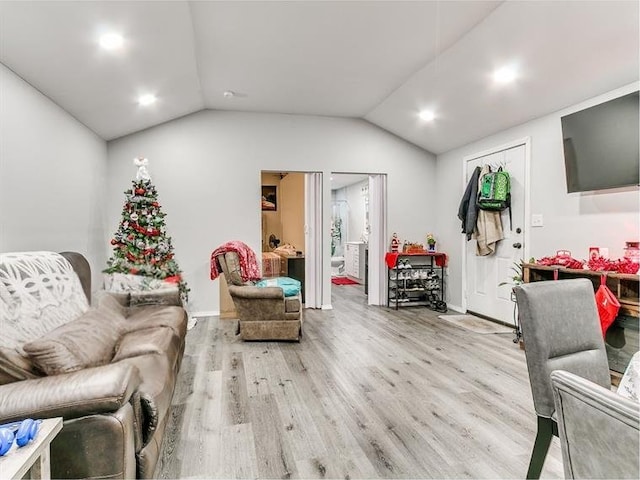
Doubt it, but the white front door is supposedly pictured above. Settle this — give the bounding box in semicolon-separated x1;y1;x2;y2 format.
464;142;527;325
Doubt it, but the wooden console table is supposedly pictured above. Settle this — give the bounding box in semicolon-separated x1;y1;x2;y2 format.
522;263;639;374
0;417;63;479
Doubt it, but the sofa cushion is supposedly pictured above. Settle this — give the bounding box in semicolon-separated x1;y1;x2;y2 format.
95;290;131;316
0;251;89;352
129;288;181;309
125;305;188;339
113;327;180;364
23;307;125;376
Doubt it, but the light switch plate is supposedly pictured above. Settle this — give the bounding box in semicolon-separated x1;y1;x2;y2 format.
531;214;544;227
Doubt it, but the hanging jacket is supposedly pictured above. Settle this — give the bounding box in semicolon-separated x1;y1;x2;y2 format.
474;164;504;256
458;166;481;240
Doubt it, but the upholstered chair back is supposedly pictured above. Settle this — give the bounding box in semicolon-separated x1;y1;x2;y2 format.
515;278;610;418
216;252;250;286
551;370;640;479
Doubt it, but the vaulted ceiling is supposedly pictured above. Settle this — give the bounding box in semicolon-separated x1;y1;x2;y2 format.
1;1;637;154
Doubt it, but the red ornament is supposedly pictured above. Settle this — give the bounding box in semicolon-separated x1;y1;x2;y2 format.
110;238;117;245
130;268;139;275
164;275;181;284
152;202;159;207
135;188;145;195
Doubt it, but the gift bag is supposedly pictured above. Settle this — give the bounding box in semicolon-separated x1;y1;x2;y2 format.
594;275;620;335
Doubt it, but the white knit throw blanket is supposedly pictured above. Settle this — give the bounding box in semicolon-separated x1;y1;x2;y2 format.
0;251;89;351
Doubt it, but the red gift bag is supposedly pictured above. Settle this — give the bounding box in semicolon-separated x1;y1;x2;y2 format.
594;275;620;335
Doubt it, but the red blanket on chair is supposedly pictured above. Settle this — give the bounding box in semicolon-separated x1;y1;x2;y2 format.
210;241;262;282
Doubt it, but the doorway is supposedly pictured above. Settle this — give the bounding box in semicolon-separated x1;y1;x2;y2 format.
462;138;530;325
260;171;324;308
329;173;387;306
330;174;369;296
260;171;307;299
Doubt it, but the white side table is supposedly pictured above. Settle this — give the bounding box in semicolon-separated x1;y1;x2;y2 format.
0;417;63;480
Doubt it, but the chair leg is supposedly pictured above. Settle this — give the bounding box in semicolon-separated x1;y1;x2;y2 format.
526;416;556;479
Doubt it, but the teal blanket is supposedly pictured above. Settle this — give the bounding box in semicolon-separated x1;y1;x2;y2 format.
255;276;301;297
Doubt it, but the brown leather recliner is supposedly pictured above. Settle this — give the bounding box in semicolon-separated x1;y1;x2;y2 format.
215;251;302;341
0;251;188;479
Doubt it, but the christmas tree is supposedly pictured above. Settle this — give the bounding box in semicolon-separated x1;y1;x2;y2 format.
104;158;189;302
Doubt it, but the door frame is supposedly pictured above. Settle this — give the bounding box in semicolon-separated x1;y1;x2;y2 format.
460;137;531;314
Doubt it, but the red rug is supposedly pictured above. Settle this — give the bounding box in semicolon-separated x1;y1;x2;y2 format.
331;276;359;285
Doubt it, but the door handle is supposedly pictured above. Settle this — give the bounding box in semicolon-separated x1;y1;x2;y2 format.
513;242;522;249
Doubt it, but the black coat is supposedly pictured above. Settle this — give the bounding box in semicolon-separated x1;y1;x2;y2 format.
458;166;481;240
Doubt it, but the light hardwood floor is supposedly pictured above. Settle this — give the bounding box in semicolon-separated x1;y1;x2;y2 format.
157;285;563;479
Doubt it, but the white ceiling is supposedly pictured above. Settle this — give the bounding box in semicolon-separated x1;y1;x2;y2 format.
1;1;637;154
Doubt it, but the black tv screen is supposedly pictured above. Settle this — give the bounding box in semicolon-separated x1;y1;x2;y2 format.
561;91;639;193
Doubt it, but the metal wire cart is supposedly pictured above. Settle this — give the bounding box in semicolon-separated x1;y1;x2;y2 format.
386;252;447;312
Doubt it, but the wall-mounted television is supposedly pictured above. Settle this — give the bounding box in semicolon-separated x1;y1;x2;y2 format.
561;91;639;193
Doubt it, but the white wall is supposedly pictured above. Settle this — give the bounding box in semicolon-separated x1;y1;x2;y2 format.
279;173;305;251
436;82;640;310
0;63;108;291
107;110;436;313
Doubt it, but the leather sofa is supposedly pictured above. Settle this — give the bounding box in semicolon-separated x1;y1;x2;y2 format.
0;251;188;478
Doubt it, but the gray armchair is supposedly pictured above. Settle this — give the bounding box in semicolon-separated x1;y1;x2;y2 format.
514;278;611;479
551;370;639;479
215;251;302;341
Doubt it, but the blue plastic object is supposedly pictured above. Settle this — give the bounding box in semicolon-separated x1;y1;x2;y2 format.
255;276;301;297
0;428;13;456
0;419;40;456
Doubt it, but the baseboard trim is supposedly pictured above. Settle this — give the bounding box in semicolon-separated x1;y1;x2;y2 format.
447;304;464;314
467;309;516;328
321;304;333;310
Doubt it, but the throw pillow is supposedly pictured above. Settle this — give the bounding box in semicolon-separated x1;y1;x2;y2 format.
0;347;42;385
23;307;125;376
0;251;89;352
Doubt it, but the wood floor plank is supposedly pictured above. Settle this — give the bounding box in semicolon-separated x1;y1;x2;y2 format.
222;351;250;425
179;371;223;478
218;423;259;479
159;284;564;479
249;393;298;479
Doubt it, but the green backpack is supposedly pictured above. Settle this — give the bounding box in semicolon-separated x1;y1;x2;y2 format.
477;167;511;228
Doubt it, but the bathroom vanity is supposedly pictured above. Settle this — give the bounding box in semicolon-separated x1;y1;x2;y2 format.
345;241;367;284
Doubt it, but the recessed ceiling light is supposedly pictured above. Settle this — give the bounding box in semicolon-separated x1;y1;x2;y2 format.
138;94;157;106
223;90;235;98
99;33;123;50
493;66;517;84
419;110;436;122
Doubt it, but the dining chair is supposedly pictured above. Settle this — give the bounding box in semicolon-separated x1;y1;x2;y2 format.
514;278;611;479
551;369;639;479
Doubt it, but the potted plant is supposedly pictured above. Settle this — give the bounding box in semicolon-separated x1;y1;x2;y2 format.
499;260;530;344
